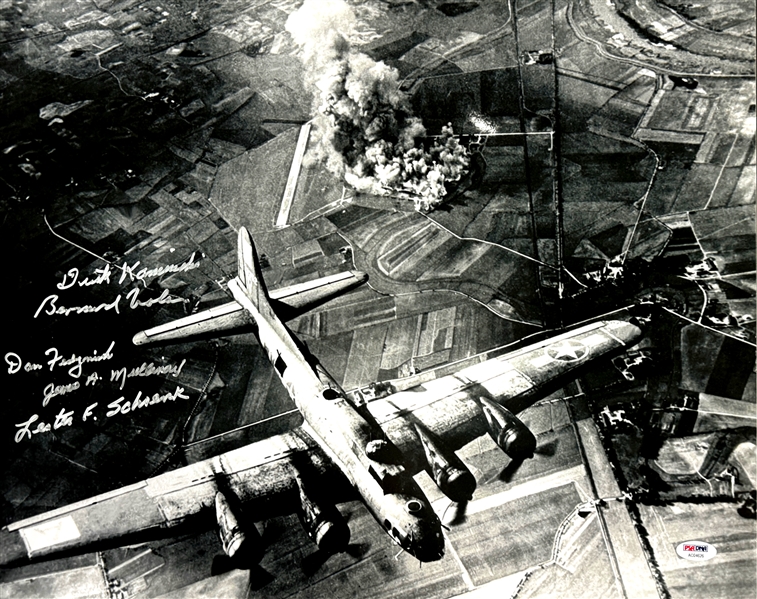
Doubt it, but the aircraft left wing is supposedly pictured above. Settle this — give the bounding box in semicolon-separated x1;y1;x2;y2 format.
363;315;645;478
132;270;367;346
0;429;350;567
0;312;647;567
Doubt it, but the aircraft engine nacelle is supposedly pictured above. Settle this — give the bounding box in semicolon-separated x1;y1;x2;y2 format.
295;475;350;555
479;397;536;461
414;424;476;503
215;491;264;564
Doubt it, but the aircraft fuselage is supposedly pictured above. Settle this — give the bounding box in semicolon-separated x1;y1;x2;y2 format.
228;277;445;561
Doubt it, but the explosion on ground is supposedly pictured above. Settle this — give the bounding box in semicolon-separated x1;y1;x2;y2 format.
286;0;470;212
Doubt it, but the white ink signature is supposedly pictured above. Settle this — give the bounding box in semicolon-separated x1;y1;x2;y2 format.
54;253;201;290
42;381;81;407
6;341;115;378
117;252;201;285
111;358;187;391
33;289;186;318
57;264;113;290
45;341;116;378
14;384;191;443
14;409;74;443
33;294;121;318
105;385;190;417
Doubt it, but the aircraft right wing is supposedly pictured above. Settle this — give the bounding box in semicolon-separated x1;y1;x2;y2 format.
132;270;367;346
0;428;353;567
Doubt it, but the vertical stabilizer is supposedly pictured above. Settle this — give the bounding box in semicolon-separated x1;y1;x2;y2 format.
237;227;269;309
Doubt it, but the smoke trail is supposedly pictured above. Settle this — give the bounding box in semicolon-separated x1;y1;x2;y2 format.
286;0;469;211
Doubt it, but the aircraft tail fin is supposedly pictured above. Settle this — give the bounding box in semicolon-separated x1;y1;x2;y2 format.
237;226;269;309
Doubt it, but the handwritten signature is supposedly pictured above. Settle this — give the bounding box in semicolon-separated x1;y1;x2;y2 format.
57;264;112;290
43;381;81;407
37;251;200;318
111;359;187;390
56;252;201;290
14;385;191;443
105;385;190;417
6;341;115;379
118;252;201;285
14;409;75;443
33;288;187;319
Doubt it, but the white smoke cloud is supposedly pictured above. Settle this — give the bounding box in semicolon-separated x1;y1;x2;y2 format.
286;0;469;211
285;0;355;65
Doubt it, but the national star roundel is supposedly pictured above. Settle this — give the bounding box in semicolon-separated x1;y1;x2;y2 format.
545;339;589;362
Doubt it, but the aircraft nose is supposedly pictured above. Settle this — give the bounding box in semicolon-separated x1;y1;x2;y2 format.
411;521;445;562
416;536;445;562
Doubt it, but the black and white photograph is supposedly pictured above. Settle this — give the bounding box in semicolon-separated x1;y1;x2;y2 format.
0;0;754;597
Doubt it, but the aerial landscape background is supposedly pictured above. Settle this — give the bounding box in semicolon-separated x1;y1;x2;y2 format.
0;0;754;597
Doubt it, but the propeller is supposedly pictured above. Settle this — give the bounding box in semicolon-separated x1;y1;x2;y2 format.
301;549;330;576
301;542;370;575
443;434;558;526
260;519;285;546
249;566;276;591
210;555;273;591
535;438;558;457
485;434;560;485
345;542;370;560
496;458;524;483
211;554;235;576
442;499;469;527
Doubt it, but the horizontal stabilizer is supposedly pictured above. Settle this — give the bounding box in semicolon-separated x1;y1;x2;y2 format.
132;301;251;346
133;270;367;347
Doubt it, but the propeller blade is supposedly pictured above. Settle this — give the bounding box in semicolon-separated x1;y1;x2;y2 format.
442;499;469;526
340;507;355;525
302;549;331;576
534;439;557;457
345;542;371;559
260;520;283;546
302;539;367;575
212;550;271;575
249;565;275;591
481;434;559;484
211;554;234;576
498;458;524;483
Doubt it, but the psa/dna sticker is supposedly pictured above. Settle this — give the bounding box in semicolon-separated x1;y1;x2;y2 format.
676;541;717;561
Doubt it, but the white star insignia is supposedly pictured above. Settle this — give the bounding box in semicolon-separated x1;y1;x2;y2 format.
546;340;588;362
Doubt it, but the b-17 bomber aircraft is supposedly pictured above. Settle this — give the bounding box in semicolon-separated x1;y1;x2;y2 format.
0;227;649;569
